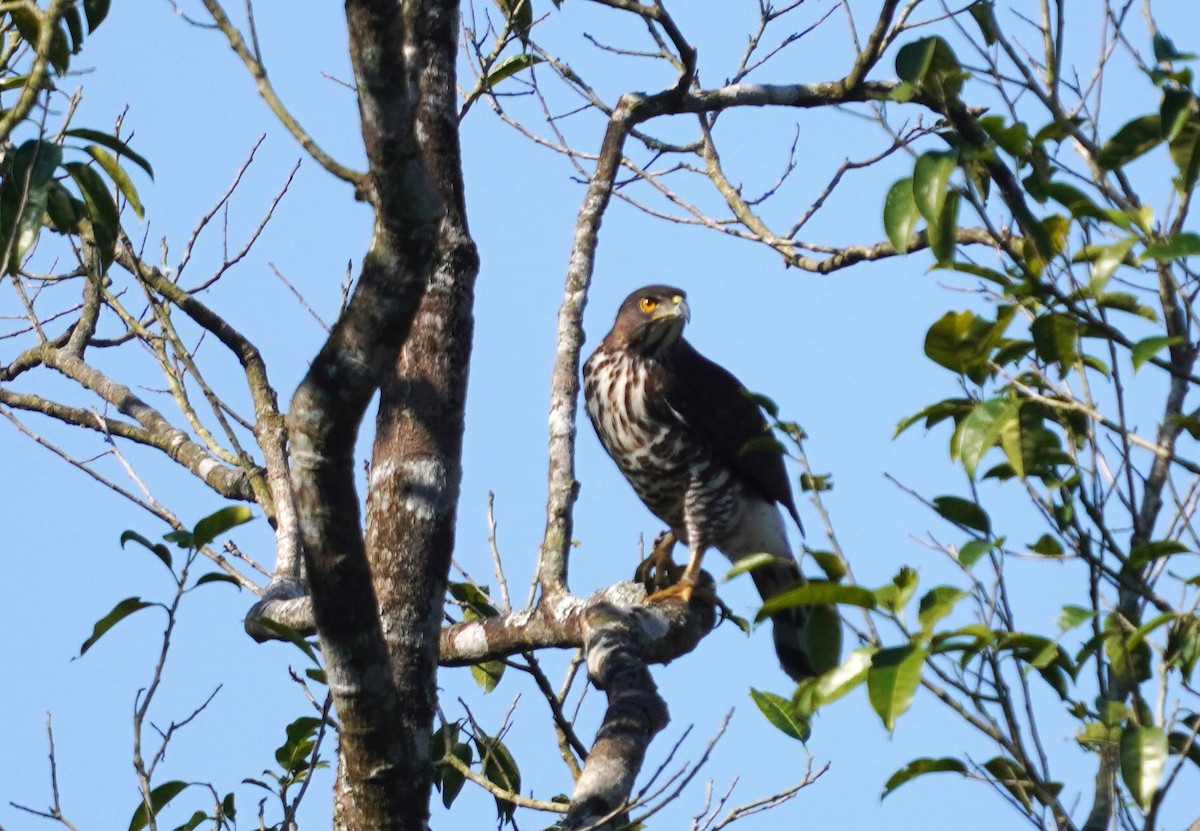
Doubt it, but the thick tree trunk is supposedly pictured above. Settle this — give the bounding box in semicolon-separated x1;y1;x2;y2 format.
292;2;466;830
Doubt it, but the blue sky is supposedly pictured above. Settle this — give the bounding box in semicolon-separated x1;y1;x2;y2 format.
3;2;1197;830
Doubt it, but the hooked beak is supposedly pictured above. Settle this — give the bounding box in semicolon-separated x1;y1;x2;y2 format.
652;295;690;324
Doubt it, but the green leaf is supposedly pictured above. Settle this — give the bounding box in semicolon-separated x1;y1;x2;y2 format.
1105;613;1153;686
1131;336;1180;371
433;723;473;808
475;735;521;821
894;398;973;436
119;530;173;571
875;566;919;613
807;549;846;581
957;538;994;568
44;181;82;234
174;810;208;831
1167;616;1200;681
1153;32;1195;63
1120;727;1167;810
1160;89;1194;142
1058;604;1095;632
191;505;253;549
252;618;321;666
1088;237;1136;291
1077;721;1121;749
1029;534;1064;557
62;6;83;54
194;572;243;589
275;716;322;773
1168;105;1200;193
493;0;532;39
448;582;500;618
750;688;810;741
1129;539;1189;567
64;128;153;178
955;397;1018;479
756;582;876;621
129;780;192;831
1142;231;1200;260
483;52;543;89
883;177;920;254
918;586;967;630
894;36;964;100
912;151;957;224
84;0;111;32
65;161;120;271
882;757;967;800
726;552;787;580
80;597;156;656
924;311;989;382
982;757;1037;811
1031;313;1079;372
220;792;236;821
803;603;844;676
1098;114;1164;170
932;495;991;535
808;647;874;708
966;1;997;46
1;139;63;273
928;188;960;265
867;645;927;731
470;659;505;692
84;145;144;218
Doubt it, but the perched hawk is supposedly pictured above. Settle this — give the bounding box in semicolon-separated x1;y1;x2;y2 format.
583;285;833;681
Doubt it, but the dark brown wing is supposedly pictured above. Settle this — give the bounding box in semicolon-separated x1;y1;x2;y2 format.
657;338;803;532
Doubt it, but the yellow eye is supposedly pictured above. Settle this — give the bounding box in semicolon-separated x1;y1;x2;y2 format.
639;297;658;313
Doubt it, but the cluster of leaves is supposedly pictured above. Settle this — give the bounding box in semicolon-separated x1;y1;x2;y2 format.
1;2;152;276
82;507;333;831
433;720;524;823
753;25;1200;822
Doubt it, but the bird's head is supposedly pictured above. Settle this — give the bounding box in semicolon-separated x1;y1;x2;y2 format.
610;285;690;357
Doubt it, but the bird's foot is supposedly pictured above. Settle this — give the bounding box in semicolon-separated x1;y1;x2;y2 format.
634;530;684;594
644;577;718;607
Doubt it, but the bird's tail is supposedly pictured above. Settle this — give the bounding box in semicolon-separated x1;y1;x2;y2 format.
750;558;841;682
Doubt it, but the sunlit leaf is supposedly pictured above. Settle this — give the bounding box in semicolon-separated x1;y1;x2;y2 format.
756;582;876;622
750;688;810;741
954;397;1018;479
917;586;967;630
1142;231;1200;260
883;177;920;254
928;188;960;265
84;145;144;218
1058;604;1095;632
912;151;957;224
191;505;253;549
1131;336;1180;371
810;647;874;708
726;552;786;580
1120;727;1167;810
867;645;926;731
